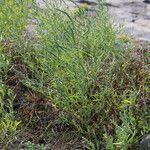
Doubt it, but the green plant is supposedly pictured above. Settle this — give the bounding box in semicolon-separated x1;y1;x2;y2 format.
104;110;137;150
17;1;149;149
0;0;30;144
0;0;31;40
22;0;124;118
25;141;46;150
0;0;149;149
0;81;21;145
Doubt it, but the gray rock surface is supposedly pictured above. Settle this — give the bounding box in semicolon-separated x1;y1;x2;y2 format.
106;0;150;41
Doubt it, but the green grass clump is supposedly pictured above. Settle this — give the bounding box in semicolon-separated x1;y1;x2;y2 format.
0;0;149;149
0;0;31;147
0;50;21;146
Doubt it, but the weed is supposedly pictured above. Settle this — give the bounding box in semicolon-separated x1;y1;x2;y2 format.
0;0;149;149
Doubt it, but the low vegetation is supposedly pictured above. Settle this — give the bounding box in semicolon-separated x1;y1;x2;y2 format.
0;0;149;149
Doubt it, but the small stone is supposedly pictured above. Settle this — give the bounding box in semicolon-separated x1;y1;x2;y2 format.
143;0;150;4
140;134;150;150
77;0;97;6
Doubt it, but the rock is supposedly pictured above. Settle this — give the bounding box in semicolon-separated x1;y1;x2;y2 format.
77;0;97;5
35;0;150;42
143;0;150;4
140;134;150;150
106;0;150;41
124;19;150;41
